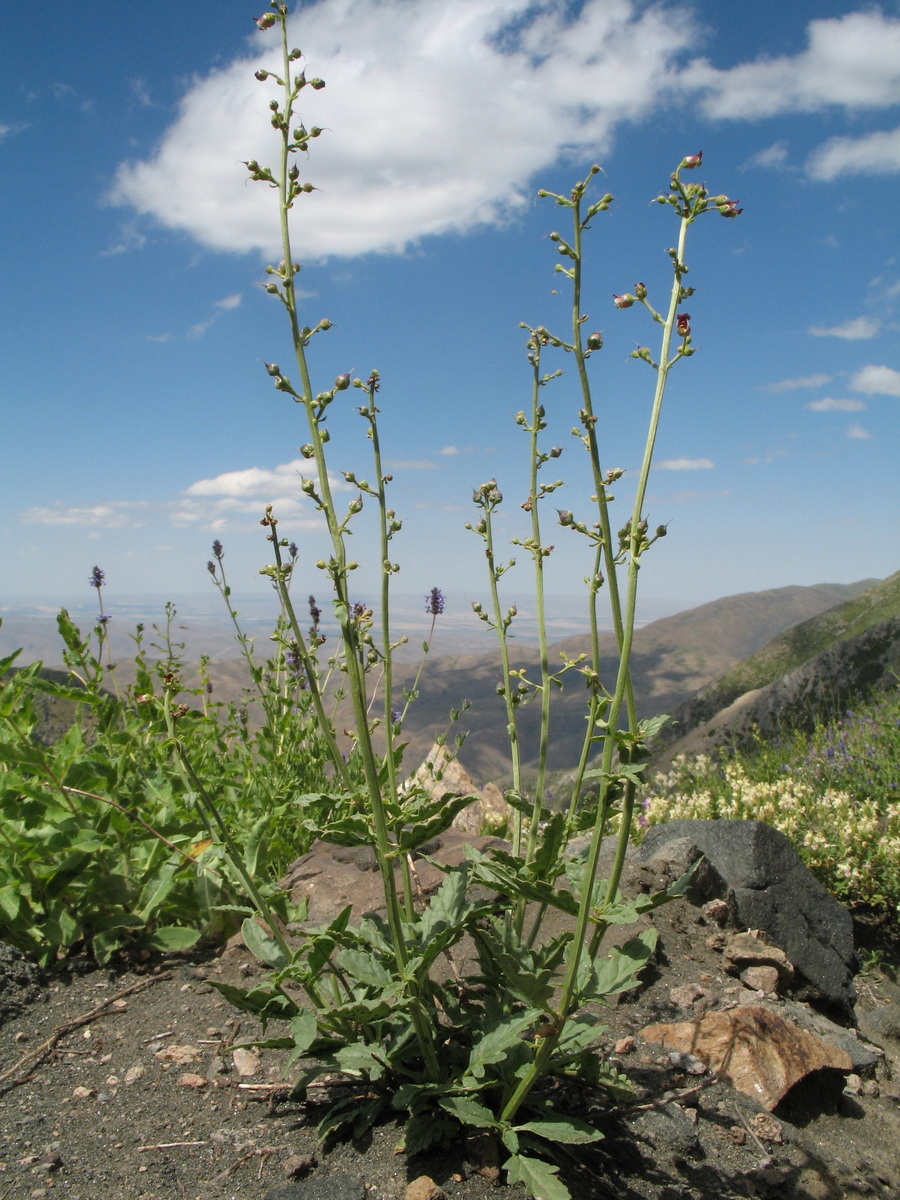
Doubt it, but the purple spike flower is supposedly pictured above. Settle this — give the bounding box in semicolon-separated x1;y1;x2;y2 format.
426;587;445;616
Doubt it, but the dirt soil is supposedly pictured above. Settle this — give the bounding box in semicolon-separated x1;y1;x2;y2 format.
1;892;899;1200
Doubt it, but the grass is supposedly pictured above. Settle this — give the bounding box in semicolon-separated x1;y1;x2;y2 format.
638;684;900;916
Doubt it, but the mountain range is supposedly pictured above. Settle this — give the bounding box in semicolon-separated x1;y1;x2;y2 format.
4;575;896;784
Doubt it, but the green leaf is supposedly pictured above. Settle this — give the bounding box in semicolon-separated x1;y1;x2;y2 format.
334;1042;387;1080
503;1153;571;1200
514;1114;602;1145
145;925;201;952
587;927;658;999
438;1095;498;1130
205;980;299;1021
241;916;288;968
338;947;393;990
466;1010;538;1082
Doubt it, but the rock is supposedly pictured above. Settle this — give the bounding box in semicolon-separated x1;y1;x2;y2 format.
412;743;512;835
724;931;794;987
279;832;507;925
405;1176;447;1200
638;820;857;1010
177;1072;208;1088
740;966;780;993
232;1046;261;1076
640;1005;852;1110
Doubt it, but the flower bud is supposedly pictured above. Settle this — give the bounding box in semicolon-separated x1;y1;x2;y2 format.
310;78;326;90
265;362;281;376
682;150;702;169
254;13;277;30
334;373;351;391
586;331;603;351
613;293;635;308
676;312;691;338
656;524;667;537
634;282;647;300
255;70;269;82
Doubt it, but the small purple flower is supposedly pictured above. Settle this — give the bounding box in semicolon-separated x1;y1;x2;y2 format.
97;613;112;625
212;540;224;560
676;312;691;338
391;709;402;726
89;566;105;589
426;587;445;616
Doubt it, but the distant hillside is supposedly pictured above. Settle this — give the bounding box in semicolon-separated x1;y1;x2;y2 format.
3;577;885;785
384;577;880;780
657;571;900;760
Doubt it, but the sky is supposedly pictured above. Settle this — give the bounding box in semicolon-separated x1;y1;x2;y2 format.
2;0;899;630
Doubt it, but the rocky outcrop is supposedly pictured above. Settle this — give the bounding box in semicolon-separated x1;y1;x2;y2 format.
636;819;858;1011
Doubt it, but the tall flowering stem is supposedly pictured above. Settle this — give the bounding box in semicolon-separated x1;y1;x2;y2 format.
250;3;439;1081
499;158;739;1126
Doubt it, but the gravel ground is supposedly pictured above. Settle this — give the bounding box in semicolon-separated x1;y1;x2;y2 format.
1;896;899;1200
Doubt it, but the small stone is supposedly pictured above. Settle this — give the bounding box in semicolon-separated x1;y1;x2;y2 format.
750;1113;784;1144
614;1036;635;1054
155;1043;202;1065
232;1047;261;1077
702;899;730;927
843;1073;862;1095
406;1176;447;1200
177;1072;208;1088
72;1086;94;1100
741;965;781;993
124;1065;145;1085
282;1153;316;1178
668;1051;706;1075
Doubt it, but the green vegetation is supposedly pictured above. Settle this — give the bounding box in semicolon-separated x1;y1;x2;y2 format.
693;571;900;719
0;595;331;966
639;686;900;915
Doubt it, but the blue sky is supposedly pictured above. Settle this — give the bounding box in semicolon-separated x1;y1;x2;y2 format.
2;0;898;624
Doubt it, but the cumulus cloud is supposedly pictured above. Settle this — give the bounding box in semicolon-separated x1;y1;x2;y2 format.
767;373;832;392
22;502;149;528
109;0;697;259
849;364;900;396
807;126;900;180
656;457;714;470
808;316;880;339
805;397;866;412
184;458;350;498
684;10;900;120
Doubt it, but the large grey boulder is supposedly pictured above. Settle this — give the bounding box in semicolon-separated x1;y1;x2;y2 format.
637;820;857;1011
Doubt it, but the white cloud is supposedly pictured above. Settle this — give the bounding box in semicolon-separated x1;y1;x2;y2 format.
742;140;790;171
807;316;880;340
767;373;831;392
846;423;872;439
186;459;325;498
805;397;866;412
807;126;900;180
109;0;697;259
656;457;714;471
22;502;149;528
439;445;459;456
215;293;242;310
849;364;900;396
684;11;900;120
